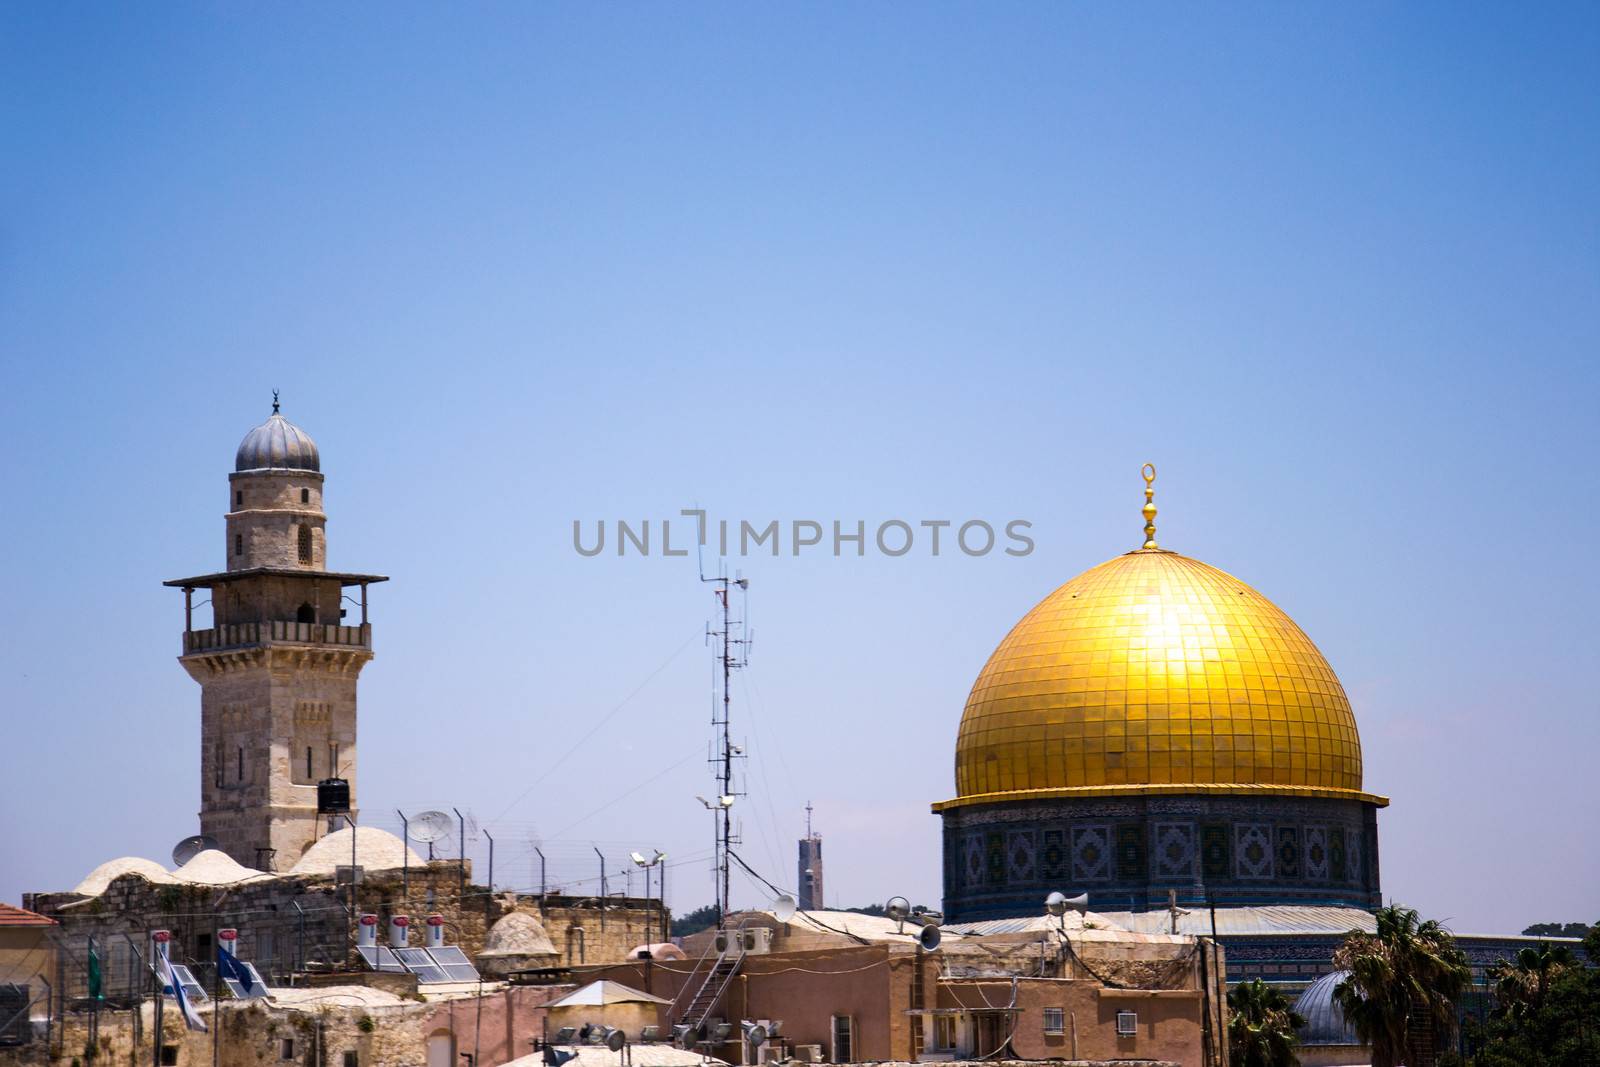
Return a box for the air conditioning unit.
[741,927,774,955]
[1115,1010,1137,1037]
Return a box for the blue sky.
[2,4,1596,932]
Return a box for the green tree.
[1227,978,1304,1067]
[1489,942,1576,1024]
[671,904,720,938]
[1331,904,1472,1067]
[1467,921,1600,1066]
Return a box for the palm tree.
[1489,941,1576,1022]
[1227,978,1305,1067]
[1331,904,1471,1067]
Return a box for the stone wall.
[25,866,665,999]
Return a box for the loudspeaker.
[918,924,941,951]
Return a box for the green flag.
[87,938,102,1001]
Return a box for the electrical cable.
[485,628,700,826]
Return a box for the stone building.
[165,398,386,871]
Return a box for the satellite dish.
[772,893,797,923]
[604,1029,626,1053]
[410,810,452,843]
[172,834,220,867]
[885,896,911,923]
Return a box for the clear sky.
[2,4,1596,934]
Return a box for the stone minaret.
[167,398,386,871]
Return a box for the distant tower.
[797,802,824,911]
[166,398,387,870]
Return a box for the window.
[280,1038,296,1060]
[306,746,314,778]
[342,1053,358,1067]
[235,490,243,506]
[196,933,212,959]
[214,741,223,789]
[235,534,243,556]
[934,1016,956,1050]
[1115,1010,1137,1037]
[297,602,315,624]
[830,1016,853,1064]
[1042,1008,1064,1036]
[238,747,244,782]
[298,524,313,563]
[301,488,310,504]
[161,1046,179,1066]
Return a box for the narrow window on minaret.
[235,490,243,507]
[306,746,313,779]
[301,488,310,504]
[237,747,243,782]
[298,524,313,563]
[215,742,223,788]
[235,534,243,556]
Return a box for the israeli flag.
[155,952,207,1032]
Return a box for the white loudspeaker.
[714,931,731,954]
[918,924,941,951]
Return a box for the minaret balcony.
[182,620,372,655]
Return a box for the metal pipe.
[594,848,606,930]
[453,808,466,897]
[535,847,546,898]
[397,810,409,900]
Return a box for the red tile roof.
[0,902,56,927]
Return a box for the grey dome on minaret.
[235,395,320,472]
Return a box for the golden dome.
[936,533,1387,812]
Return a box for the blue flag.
[216,946,256,996]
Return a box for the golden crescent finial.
[1141,463,1158,549]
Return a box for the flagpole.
[212,927,220,1067]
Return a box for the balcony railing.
[183,621,372,654]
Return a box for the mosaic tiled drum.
[934,468,1386,918]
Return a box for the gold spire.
[1141,462,1158,549]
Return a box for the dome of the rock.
[935,466,1386,920]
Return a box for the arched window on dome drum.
[298,524,313,564]
[296,602,315,625]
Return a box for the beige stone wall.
[184,644,366,870]
[226,471,326,573]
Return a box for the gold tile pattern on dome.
[949,548,1368,803]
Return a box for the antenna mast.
[702,566,750,927]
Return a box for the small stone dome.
[236,401,320,473]
[1293,970,1363,1047]
[73,857,176,897]
[481,911,558,958]
[291,826,424,876]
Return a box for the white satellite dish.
[172,834,220,867]
[772,893,797,923]
[410,810,452,843]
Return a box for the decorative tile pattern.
[1345,829,1362,885]
[1275,827,1301,878]
[1201,823,1230,883]
[1071,825,1112,882]
[1304,827,1329,880]
[1007,830,1036,883]
[964,834,985,888]
[1115,824,1147,881]
[1329,828,1346,883]
[1040,828,1068,882]
[985,831,1006,884]
[1153,823,1196,880]
[1235,824,1274,879]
